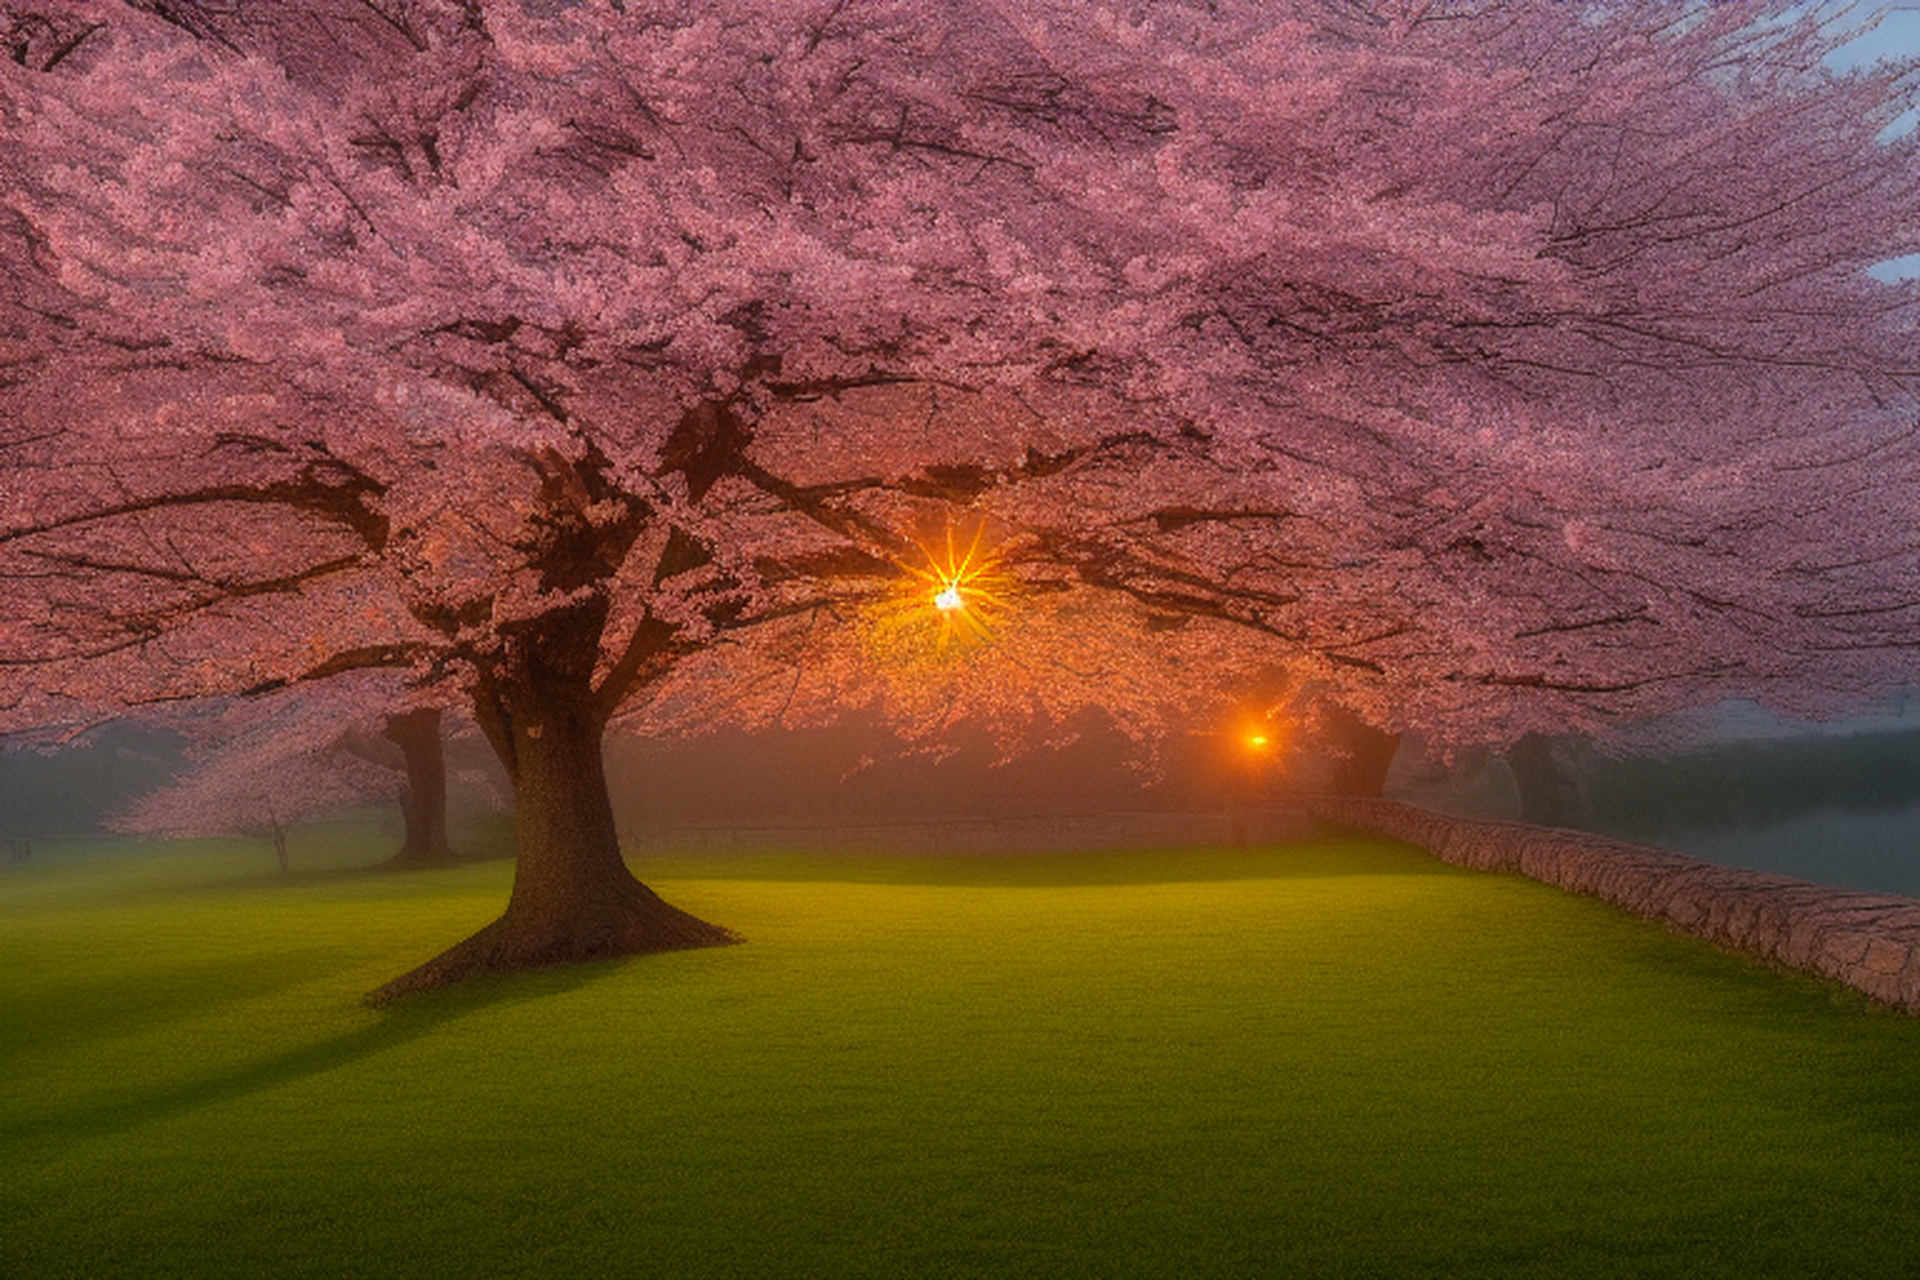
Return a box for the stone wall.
[1306,797,1920,1015]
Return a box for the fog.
[604,711,1227,828]
[1394,706,1920,897]
[4,706,1915,897]
[1641,804,1920,898]
[0,722,185,839]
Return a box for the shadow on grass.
[0,948,345,1072]
[2,959,614,1149]
[131,851,520,909]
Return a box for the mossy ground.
[3,823,1915,1278]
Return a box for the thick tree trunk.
[1508,733,1583,827]
[364,669,737,1005]
[381,708,457,867]
[1320,704,1402,798]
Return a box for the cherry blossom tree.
[2,0,1913,999]
[112,692,483,869]
[109,685,410,872]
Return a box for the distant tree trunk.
[365,610,736,1005]
[267,807,289,873]
[1320,704,1402,797]
[382,709,456,867]
[336,711,458,868]
[1508,733,1582,827]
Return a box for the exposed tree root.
[364,888,740,1006]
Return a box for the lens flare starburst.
[862,522,1018,662]
[905,523,1012,650]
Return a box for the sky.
[1820,2,1920,279]
[1821,1,1920,76]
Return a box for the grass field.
[3,823,1916,1279]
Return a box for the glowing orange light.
[1247,734,1270,748]
[878,521,1016,653]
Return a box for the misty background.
[1387,703,1920,898]
[3,701,1914,896]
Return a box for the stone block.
[1861,936,1910,976]
[1821,931,1873,965]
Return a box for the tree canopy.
[4,0,1914,748]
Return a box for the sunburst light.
[869,521,1018,657]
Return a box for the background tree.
[108,684,412,871]
[2,0,1913,999]
[333,708,466,867]
[114,693,491,869]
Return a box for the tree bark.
[1320,704,1402,798]
[381,708,457,867]
[267,808,289,873]
[1508,733,1583,828]
[364,645,737,1005]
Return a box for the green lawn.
[3,825,1916,1279]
